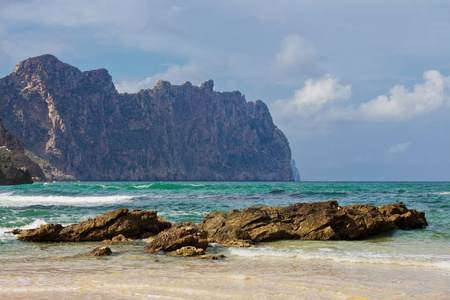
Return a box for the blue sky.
[1,0,449,181]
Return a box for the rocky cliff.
[0,118,45,182]
[0,146,33,185]
[0,54,293,181]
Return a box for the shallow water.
[0,181,449,299]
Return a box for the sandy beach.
[1,244,448,300]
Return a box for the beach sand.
[1,249,448,300]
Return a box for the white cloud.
[270,75,351,134]
[275,34,317,74]
[272,74,351,118]
[115,59,211,93]
[358,70,450,122]
[115,77,153,93]
[271,70,450,134]
[386,142,412,160]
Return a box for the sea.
[0,181,449,299]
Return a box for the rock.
[0,119,46,182]
[200,254,226,260]
[378,202,428,229]
[200,201,427,245]
[5,229,22,235]
[0,146,34,185]
[15,223,63,242]
[102,234,134,244]
[0,54,293,181]
[171,246,205,257]
[88,247,112,257]
[16,208,171,242]
[144,225,209,253]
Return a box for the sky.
[0,0,449,181]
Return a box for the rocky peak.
[199,79,214,91]
[9,54,82,91]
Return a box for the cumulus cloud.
[358,70,450,122]
[271,70,450,134]
[270,74,351,134]
[272,74,351,118]
[386,142,412,160]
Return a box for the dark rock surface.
[144,224,209,253]
[88,246,112,257]
[0,119,45,182]
[200,201,427,246]
[0,54,293,181]
[0,146,34,185]
[16,208,172,242]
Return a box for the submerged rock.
[171,246,205,257]
[144,224,208,253]
[16,208,171,242]
[88,247,112,257]
[200,201,427,246]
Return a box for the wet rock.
[200,201,427,245]
[171,246,205,257]
[16,208,172,242]
[102,234,134,244]
[200,254,226,260]
[88,247,112,257]
[378,202,428,229]
[144,225,208,253]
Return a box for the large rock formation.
[16,208,172,242]
[200,201,427,246]
[14,201,427,248]
[0,146,34,185]
[0,54,293,181]
[0,119,46,182]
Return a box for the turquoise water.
[0,181,449,269]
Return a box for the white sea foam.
[230,247,450,270]
[0,219,48,242]
[134,184,154,189]
[433,191,450,195]
[0,195,134,207]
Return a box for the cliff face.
[0,54,293,181]
[0,118,46,182]
[0,146,33,185]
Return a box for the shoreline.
[1,249,448,299]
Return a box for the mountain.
[0,54,293,181]
[0,118,46,182]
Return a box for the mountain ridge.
[0,55,294,181]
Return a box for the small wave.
[0,195,134,208]
[134,184,154,189]
[432,192,450,195]
[0,218,47,239]
[230,247,450,270]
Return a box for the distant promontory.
[0,55,294,181]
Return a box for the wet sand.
[1,250,448,300]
